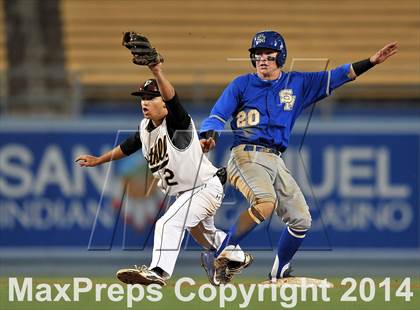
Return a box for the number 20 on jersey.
[236,109,260,128]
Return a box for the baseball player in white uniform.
[75,33,251,286]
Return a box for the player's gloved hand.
[122,32,164,66]
[75,155,102,167]
[370,41,398,64]
[200,137,216,153]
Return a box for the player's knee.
[290,212,312,231]
[155,216,184,236]
[252,193,276,207]
[250,201,276,224]
[299,216,312,231]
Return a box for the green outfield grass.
[1,277,418,310]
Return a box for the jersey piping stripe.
[209,114,227,124]
[326,70,331,96]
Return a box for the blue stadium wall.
[0,115,419,251]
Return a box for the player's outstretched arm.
[149,63,176,101]
[75,145,127,167]
[349,41,398,79]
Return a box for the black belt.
[243,144,282,156]
[215,167,227,185]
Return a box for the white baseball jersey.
[139,118,217,195]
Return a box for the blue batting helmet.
[249,30,287,67]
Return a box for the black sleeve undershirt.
[199,130,219,142]
[164,93,191,131]
[352,58,375,76]
[164,93,193,149]
[120,130,142,156]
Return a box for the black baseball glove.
[122,32,164,66]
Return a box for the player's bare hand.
[370,41,398,65]
[200,138,215,153]
[75,155,101,167]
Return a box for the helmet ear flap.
[250,52,256,68]
[276,54,282,68]
[276,49,287,67]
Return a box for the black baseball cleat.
[116,265,167,286]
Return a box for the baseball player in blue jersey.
[199,30,398,284]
